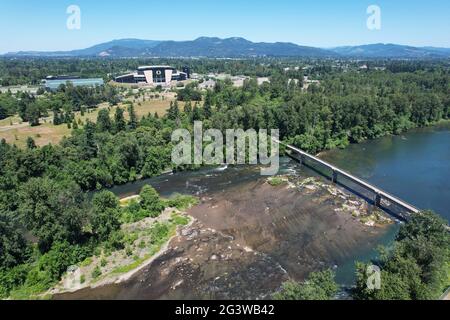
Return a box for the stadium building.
[115,66,190,85]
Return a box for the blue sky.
[0,0,449,53]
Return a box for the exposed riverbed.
[55,160,394,300]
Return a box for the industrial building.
[115,66,190,85]
[42,76,104,91]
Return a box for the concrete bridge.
[276,140,420,221]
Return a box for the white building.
[115,66,189,86]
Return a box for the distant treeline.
[1,56,448,86]
[0,83,120,125]
[0,57,275,86]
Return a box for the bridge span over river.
[276,140,420,221]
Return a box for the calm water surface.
[321,122,450,222]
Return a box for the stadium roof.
[137,65,175,70]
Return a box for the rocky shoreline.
[49,208,194,297]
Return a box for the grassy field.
[130,99,173,118]
[0,122,72,148]
[0,98,177,148]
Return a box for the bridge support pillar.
[298,153,305,166]
[332,170,338,183]
[374,193,382,207]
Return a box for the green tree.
[80,120,98,159]
[192,102,202,121]
[36,241,88,283]
[139,185,165,217]
[127,104,138,130]
[26,137,36,150]
[273,269,338,300]
[96,109,112,132]
[91,191,120,241]
[141,146,166,178]
[114,107,126,133]
[203,91,213,119]
[0,210,29,269]
[183,100,193,120]
[53,110,62,125]
[167,101,180,121]
[26,103,43,127]
[18,178,86,252]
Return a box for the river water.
[321,121,450,223]
[56,122,450,299]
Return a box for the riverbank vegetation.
[54,205,192,294]
[353,211,450,300]
[267,176,288,186]
[274,211,449,300]
[0,182,196,299]
[273,269,338,300]
[0,58,449,300]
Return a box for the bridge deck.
[276,140,420,215]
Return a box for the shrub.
[149,223,170,245]
[0,264,32,299]
[91,266,101,279]
[171,214,190,226]
[120,200,151,223]
[273,269,338,300]
[80,257,93,267]
[105,230,125,251]
[267,177,286,186]
[139,185,165,217]
[166,194,198,210]
[125,247,133,257]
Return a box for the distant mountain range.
[330,43,450,59]
[4,37,450,59]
